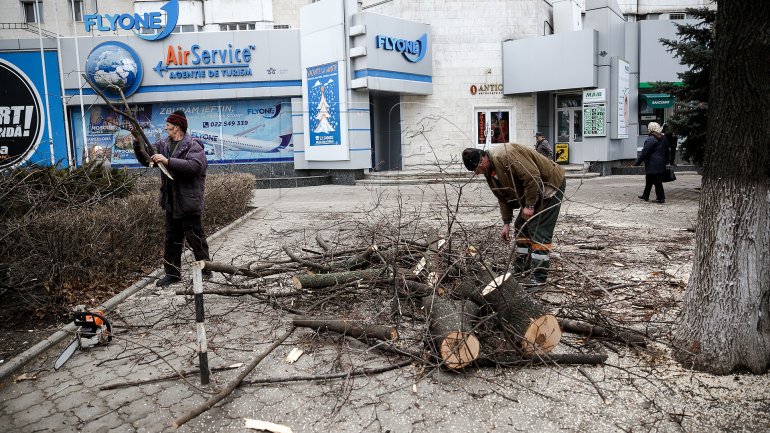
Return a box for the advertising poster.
[306,62,341,147]
[616,58,630,139]
[70,98,293,166]
[0,52,68,168]
[0,59,43,170]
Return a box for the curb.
[0,206,262,383]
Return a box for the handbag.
[661,167,677,183]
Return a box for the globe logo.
[86,41,143,98]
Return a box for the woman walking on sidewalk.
[634,122,669,204]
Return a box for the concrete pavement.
[3,173,769,433]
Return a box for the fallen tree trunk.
[558,318,646,347]
[292,267,389,290]
[292,316,398,341]
[458,270,561,355]
[421,295,480,369]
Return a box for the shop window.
[22,1,43,23]
[557,94,582,108]
[475,109,513,147]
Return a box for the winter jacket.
[485,143,566,224]
[535,139,553,159]
[134,133,207,218]
[635,134,668,174]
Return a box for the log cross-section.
[459,270,561,355]
[421,295,480,369]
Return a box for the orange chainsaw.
[54,306,112,370]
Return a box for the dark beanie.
[166,110,188,132]
[462,148,484,171]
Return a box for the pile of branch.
[188,230,631,370]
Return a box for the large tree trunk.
[458,270,561,355]
[673,2,770,374]
[421,295,480,369]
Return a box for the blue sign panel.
[0,51,68,168]
[70,98,293,166]
[306,62,341,147]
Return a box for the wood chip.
[14,373,37,382]
[285,348,304,364]
[244,419,293,433]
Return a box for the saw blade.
[54,338,79,370]
[158,164,174,180]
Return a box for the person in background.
[535,132,553,159]
[132,110,212,287]
[634,121,668,204]
[462,144,566,286]
[663,123,678,166]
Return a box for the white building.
[0,0,713,176]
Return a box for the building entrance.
[554,94,583,162]
[370,94,402,171]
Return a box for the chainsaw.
[54,306,112,370]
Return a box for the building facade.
[0,0,712,176]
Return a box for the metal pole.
[71,0,89,165]
[192,260,210,385]
[34,0,56,166]
[52,0,73,168]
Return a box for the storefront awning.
[641,93,675,109]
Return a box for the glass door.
[475,109,512,148]
[554,94,583,163]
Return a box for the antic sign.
[0,59,43,170]
[470,83,503,95]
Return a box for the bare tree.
[672,2,770,374]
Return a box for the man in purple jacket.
[133,110,211,287]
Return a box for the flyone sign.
[84,0,179,41]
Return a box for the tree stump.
[458,269,561,355]
[421,295,480,369]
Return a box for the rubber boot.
[526,252,550,286]
[514,245,530,274]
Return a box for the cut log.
[292,267,389,290]
[292,317,398,341]
[201,260,267,278]
[333,245,376,270]
[458,270,561,355]
[421,295,480,369]
[557,318,646,347]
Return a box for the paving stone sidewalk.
[3,173,769,433]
